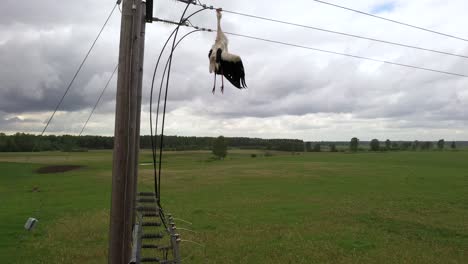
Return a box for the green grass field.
[1,150,467,263]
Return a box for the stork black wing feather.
[221,59,247,89]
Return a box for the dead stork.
[209,9,247,94]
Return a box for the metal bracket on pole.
[145,0,153,23]
[152,17,189,27]
[129,221,142,264]
[167,214,181,263]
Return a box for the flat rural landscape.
[3,0,468,262]
[1,149,467,263]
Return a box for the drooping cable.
[78,64,118,136]
[156,2,191,207]
[149,28,177,203]
[149,7,207,203]
[39,3,118,137]
[149,1,200,229]
[155,29,202,200]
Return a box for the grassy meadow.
[0,149,467,263]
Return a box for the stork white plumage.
[209,9,247,94]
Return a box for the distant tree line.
[0,133,304,152]
[348,138,456,152]
[304,138,460,152]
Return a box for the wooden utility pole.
[134,3,146,211]
[109,0,145,263]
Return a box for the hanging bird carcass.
[208,9,247,94]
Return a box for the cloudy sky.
[1,0,468,141]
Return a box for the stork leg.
[212,74,216,94]
[221,72,225,94]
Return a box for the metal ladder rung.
[141,257,160,262]
[141,244,171,250]
[142,213,159,217]
[138,192,156,197]
[142,222,161,227]
[137,206,159,212]
[138,198,158,203]
[142,233,164,239]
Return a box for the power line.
[310,0,468,42]
[157,2,192,205]
[189,2,468,59]
[39,3,118,136]
[78,64,118,136]
[150,7,207,205]
[184,23,468,78]
[225,31,468,78]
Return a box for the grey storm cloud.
[1,0,468,140]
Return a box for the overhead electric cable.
[153,29,202,203]
[39,3,119,136]
[157,1,193,204]
[309,0,468,42]
[148,1,198,230]
[155,28,203,144]
[221,31,468,78]
[78,64,118,136]
[149,6,207,204]
[180,22,467,78]
[149,28,177,201]
[187,2,468,59]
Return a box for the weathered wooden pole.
[108,0,145,263]
[133,2,146,222]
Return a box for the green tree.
[437,139,445,150]
[329,144,337,152]
[212,136,227,160]
[370,139,380,151]
[451,141,456,150]
[350,137,359,152]
[385,139,391,150]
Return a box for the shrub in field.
[385,139,391,150]
[437,139,445,150]
[370,139,380,151]
[451,141,456,150]
[213,136,227,160]
[350,137,359,152]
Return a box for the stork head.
[216,9,222,20]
